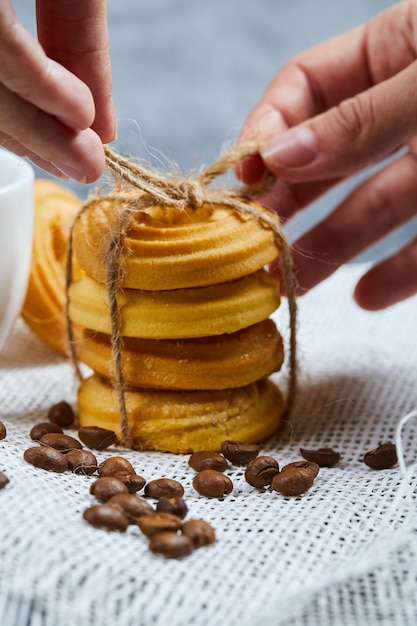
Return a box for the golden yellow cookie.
[77,373,283,453]
[68,269,280,339]
[72,200,279,290]
[72,318,284,390]
[21,179,82,354]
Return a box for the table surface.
[0,263,416,626]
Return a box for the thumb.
[260,61,417,181]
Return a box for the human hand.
[238,0,417,310]
[0,0,116,183]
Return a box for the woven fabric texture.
[0,263,416,626]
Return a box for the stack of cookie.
[68,197,285,453]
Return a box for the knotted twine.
[66,142,298,449]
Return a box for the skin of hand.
[0,0,116,183]
[238,0,417,311]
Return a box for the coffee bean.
[192,469,233,498]
[271,461,319,496]
[0,421,6,440]
[364,442,398,470]
[83,504,129,532]
[182,519,215,548]
[98,456,135,477]
[137,512,182,537]
[220,440,260,465]
[90,476,129,502]
[107,494,154,522]
[30,421,63,441]
[113,471,146,494]
[156,497,188,520]
[188,451,229,472]
[23,446,68,472]
[47,401,75,428]
[0,471,9,489]
[149,531,193,558]
[300,447,340,467]
[78,426,117,450]
[40,432,83,452]
[144,478,184,499]
[244,455,279,488]
[66,449,98,475]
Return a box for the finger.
[272,152,417,292]
[354,236,417,310]
[0,83,105,182]
[36,0,116,142]
[0,1,96,132]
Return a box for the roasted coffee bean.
[47,401,75,428]
[107,494,154,522]
[271,461,319,496]
[0,471,9,489]
[300,447,340,467]
[244,455,279,488]
[182,519,215,548]
[30,421,63,441]
[78,426,117,450]
[364,442,398,470]
[220,440,260,465]
[98,456,136,477]
[90,476,129,502]
[66,449,98,475]
[149,531,193,558]
[23,446,68,473]
[192,469,233,498]
[144,478,184,499]
[83,504,129,532]
[0,421,6,440]
[40,432,82,452]
[137,512,182,537]
[188,451,229,473]
[156,497,188,520]
[113,471,146,494]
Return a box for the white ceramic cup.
[0,149,34,351]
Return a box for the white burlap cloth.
[0,263,416,626]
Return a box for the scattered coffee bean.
[30,421,63,441]
[144,478,184,499]
[0,471,9,489]
[192,469,233,498]
[113,471,146,494]
[40,432,83,452]
[364,442,398,470]
[90,476,129,502]
[98,456,136,477]
[83,504,129,532]
[137,512,182,537]
[244,455,279,488]
[220,440,260,465]
[107,494,154,522]
[156,497,188,520]
[271,461,319,496]
[47,401,75,428]
[23,446,68,473]
[300,447,340,467]
[66,449,98,475]
[0,421,6,440]
[188,451,229,473]
[149,531,193,558]
[182,519,215,548]
[78,426,117,450]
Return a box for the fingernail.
[52,162,87,184]
[56,115,81,131]
[261,126,318,168]
[30,156,70,180]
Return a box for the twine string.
[66,142,298,447]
